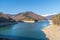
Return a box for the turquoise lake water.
[0,20,49,40]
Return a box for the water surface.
[0,20,49,40]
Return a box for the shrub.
[52,13,60,25]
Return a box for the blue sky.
[0,0,60,16]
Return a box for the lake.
[0,20,49,40]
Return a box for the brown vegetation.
[52,13,60,25]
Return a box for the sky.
[0,0,60,16]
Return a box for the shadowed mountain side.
[12,11,47,22]
[0,12,16,26]
[0,12,16,23]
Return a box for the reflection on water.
[0,20,49,40]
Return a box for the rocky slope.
[0,12,16,23]
[12,11,47,22]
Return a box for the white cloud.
[42,13,59,16]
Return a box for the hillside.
[12,11,47,22]
[52,13,60,25]
[45,15,54,20]
[0,12,16,23]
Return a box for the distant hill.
[45,15,55,20]
[12,11,47,22]
[45,13,59,20]
[0,12,15,23]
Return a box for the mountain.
[45,15,55,20]
[44,13,59,20]
[12,11,47,22]
[0,12,16,23]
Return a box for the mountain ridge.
[12,11,47,22]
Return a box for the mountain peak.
[12,12,47,22]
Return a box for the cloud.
[42,13,59,16]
